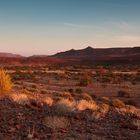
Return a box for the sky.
[0,0,140,56]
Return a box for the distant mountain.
[54,46,140,59]
[0,52,23,58]
[0,46,140,65]
[53,46,140,65]
[29,55,48,58]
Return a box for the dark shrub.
[118,90,130,98]
[68,88,74,93]
[125,99,138,107]
[75,88,82,94]
[79,78,89,86]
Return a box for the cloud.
[54,22,92,29]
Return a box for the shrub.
[41,90,47,94]
[92,103,110,120]
[132,119,140,129]
[58,92,73,100]
[68,88,74,93]
[81,93,93,101]
[76,100,97,111]
[125,105,137,114]
[79,78,89,86]
[128,119,140,130]
[112,99,125,108]
[0,68,12,94]
[51,99,75,115]
[125,99,138,107]
[99,103,110,111]
[44,116,70,130]
[88,92,97,99]
[100,97,110,104]
[40,96,53,106]
[10,93,30,105]
[75,88,82,94]
[118,90,130,98]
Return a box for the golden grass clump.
[125,105,137,114]
[44,116,70,130]
[100,96,110,104]
[92,103,110,120]
[81,93,93,101]
[39,96,53,106]
[112,99,126,109]
[99,103,110,111]
[0,68,12,94]
[10,93,30,105]
[76,99,97,111]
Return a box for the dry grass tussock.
[99,96,110,104]
[131,119,140,130]
[52,99,76,115]
[39,96,53,106]
[76,99,97,111]
[92,103,110,120]
[81,93,93,101]
[0,68,12,94]
[9,93,30,105]
[44,116,70,130]
[99,103,110,113]
[8,92,53,106]
[115,104,140,117]
[111,99,126,109]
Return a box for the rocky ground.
[0,92,140,140]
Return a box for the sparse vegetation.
[75,88,82,93]
[125,99,138,107]
[44,116,70,130]
[0,64,140,139]
[52,99,75,115]
[76,99,97,111]
[111,99,126,108]
[0,68,12,94]
[81,93,93,101]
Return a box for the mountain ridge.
[0,52,23,58]
[0,46,140,65]
[54,46,140,59]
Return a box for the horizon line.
[0,45,140,57]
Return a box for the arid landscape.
[0,47,140,140]
[1,0,140,139]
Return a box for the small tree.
[0,68,12,94]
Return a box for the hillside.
[0,46,140,65]
[53,46,140,65]
[0,52,22,58]
[54,46,140,59]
